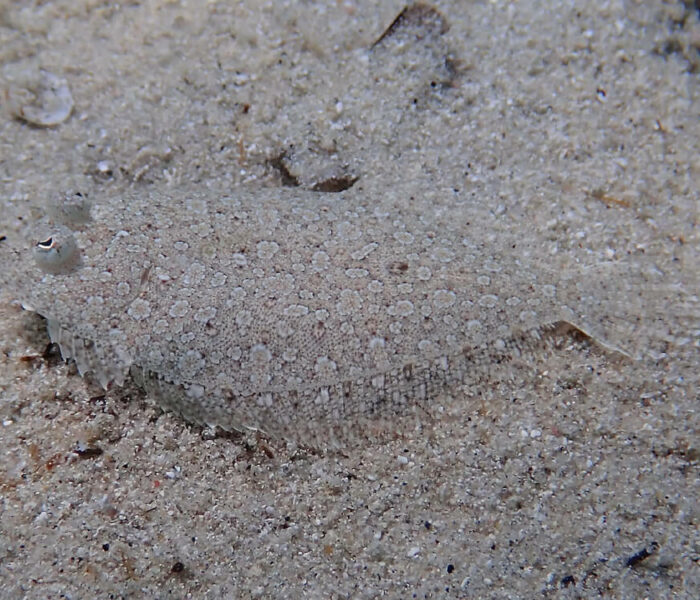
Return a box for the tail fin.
[557,254,699,362]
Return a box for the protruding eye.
[47,191,92,226]
[33,225,80,274]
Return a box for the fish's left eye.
[33,225,81,274]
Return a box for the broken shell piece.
[33,225,81,274]
[127,144,174,182]
[371,3,449,49]
[6,69,74,126]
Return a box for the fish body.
[1,182,590,445]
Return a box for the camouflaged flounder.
[2,179,659,447]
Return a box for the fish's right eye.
[47,191,92,226]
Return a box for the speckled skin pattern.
[4,182,583,446]
[6,166,693,446]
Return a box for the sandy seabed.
[0,1,698,598]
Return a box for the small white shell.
[6,69,74,127]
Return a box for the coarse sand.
[0,1,698,598]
